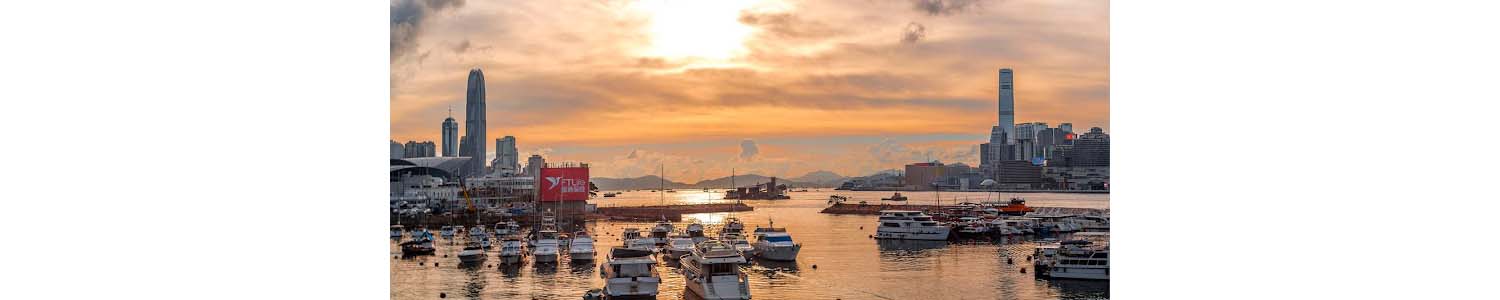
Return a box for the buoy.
[1007,258,1013,264]
[811,264,817,269]
[434,263,439,267]
[859,226,863,230]
[419,262,424,266]
[1020,268,1026,273]
[443,254,447,258]
[440,292,446,298]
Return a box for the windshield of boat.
[764,235,793,243]
[614,264,653,277]
[672,239,695,247]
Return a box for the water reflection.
[876,239,950,252]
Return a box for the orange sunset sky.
[390,0,1108,180]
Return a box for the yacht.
[531,226,561,263]
[599,247,660,299]
[569,231,597,261]
[1037,232,1109,280]
[721,233,756,259]
[954,217,992,237]
[721,218,745,237]
[650,221,673,245]
[399,230,436,255]
[681,240,751,300]
[622,228,644,244]
[498,234,525,264]
[664,236,696,260]
[390,225,404,239]
[457,241,487,264]
[439,226,455,239]
[751,227,800,261]
[686,223,707,243]
[874,210,951,241]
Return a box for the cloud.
[391,0,467,62]
[738,11,844,41]
[901,22,927,44]
[739,139,759,160]
[909,0,987,16]
[451,39,471,53]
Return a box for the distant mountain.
[691,173,815,189]
[591,175,693,190]
[789,170,848,187]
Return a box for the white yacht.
[721,233,755,259]
[599,247,660,299]
[682,240,751,300]
[751,227,801,261]
[874,210,951,241]
[664,236,696,259]
[721,218,745,237]
[531,226,561,263]
[954,217,992,237]
[1038,232,1109,280]
[457,241,487,264]
[650,221,673,245]
[498,234,525,264]
[439,226,455,239]
[686,223,707,243]
[390,225,404,239]
[569,231,596,261]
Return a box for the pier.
[595,203,754,221]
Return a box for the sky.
[390,0,1108,180]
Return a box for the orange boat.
[998,198,1035,214]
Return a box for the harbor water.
[391,190,1109,299]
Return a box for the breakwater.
[820,203,1106,215]
[595,203,754,221]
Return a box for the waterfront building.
[904,162,947,190]
[441,110,459,157]
[997,160,1043,189]
[526,154,545,177]
[1043,166,1109,190]
[1072,127,1110,167]
[492,136,518,175]
[390,140,405,159]
[464,68,487,177]
[404,140,437,158]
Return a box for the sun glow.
[636,0,760,61]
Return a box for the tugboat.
[599,247,661,299]
[681,240,751,300]
[881,192,909,201]
[998,197,1035,215]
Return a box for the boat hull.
[603,277,660,298]
[754,244,800,261]
[458,253,486,264]
[569,250,596,261]
[875,228,951,241]
[534,252,558,263]
[685,276,750,300]
[499,254,523,264]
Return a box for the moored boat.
[881,192,908,201]
[569,231,597,261]
[458,241,487,264]
[499,234,525,264]
[874,210,951,241]
[751,226,800,261]
[681,240,751,300]
[599,247,660,299]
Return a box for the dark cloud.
[451,39,471,53]
[901,22,927,44]
[391,0,466,61]
[739,139,759,160]
[910,0,987,16]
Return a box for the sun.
[635,0,761,61]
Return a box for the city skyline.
[390,0,1108,179]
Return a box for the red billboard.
[538,167,590,202]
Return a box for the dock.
[595,203,754,221]
[820,203,1106,215]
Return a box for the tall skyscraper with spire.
[997,68,1015,147]
[464,68,487,177]
[441,106,459,157]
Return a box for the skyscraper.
[441,108,459,157]
[390,140,404,159]
[493,136,518,175]
[997,68,1016,146]
[464,68,487,177]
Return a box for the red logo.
[538,167,589,202]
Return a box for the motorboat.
[622,228,644,244]
[569,231,597,261]
[664,236,696,260]
[686,223,707,243]
[457,241,487,264]
[721,218,745,237]
[650,221,673,245]
[881,192,908,201]
[681,240,751,300]
[400,230,436,255]
[1037,232,1109,280]
[750,227,800,261]
[439,226,455,239]
[390,225,404,239]
[498,234,525,264]
[954,217,992,237]
[599,247,660,299]
[998,197,1036,215]
[531,226,561,263]
[874,210,951,241]
[721,233,756,259]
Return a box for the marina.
[392,190,1108,299]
